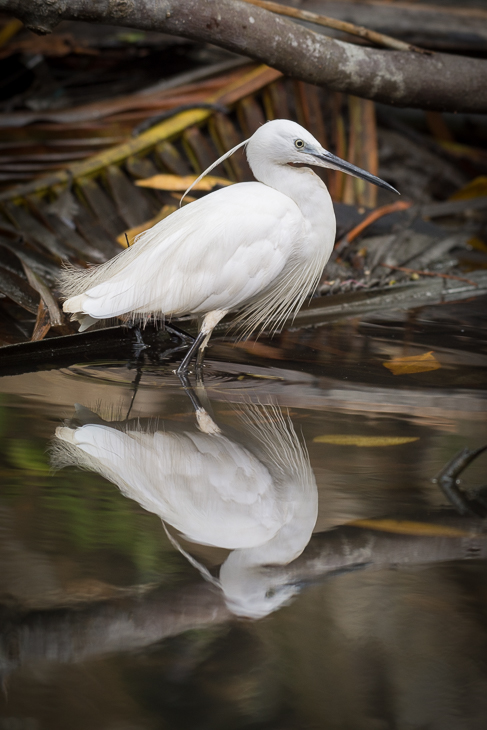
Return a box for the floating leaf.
[383,351,441,375]
[350,518,472,538]
[313,435,419,447]
[135,174,232,191]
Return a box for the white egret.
[61,119,397,373]
[53,399,318,619]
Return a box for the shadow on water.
[0,297,487,729]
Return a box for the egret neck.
[249,155,336,260]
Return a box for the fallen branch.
[2,0,487,112]
[241,0,429,53]
[379,263,478,287]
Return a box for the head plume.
[180,138,249,206]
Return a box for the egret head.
[246,119,398,194]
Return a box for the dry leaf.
[117,204,177,247]
[467,236,487,253]
[350,518,472,538]
[135,174,232,191]
[383,351,441,375]
[313,435,419,447]
[450,175,487,201]
[31,299,51,342]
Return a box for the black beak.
[311,150,399,195]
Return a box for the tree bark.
[1,0,487,113]
[283,1,487,54]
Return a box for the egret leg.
[176,331,207,375]
[165,322,195,343]
[176,309,227,376]
[127,323,149,357]
[195,332,212,370]
[177,372,221,435]
[125,365,144,420]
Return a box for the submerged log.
[1,518,486,672]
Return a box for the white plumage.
[63,183,302,329]
[61,119,396,372]
[53,402,318,618]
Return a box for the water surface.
[1,301,486,729]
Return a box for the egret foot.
[433,444,487,517]
[176,330,207,376]
[158,343,193,365]
[164,322,195,344]
[177,372,220,434]
[176,309,226,375]
[129,325,149,358]
[177,371,202,408]
[126,366,143,420]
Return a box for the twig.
[421,196,487,219]
[433,444,487,517]
[379,263,478,287]
[241,0,431,54]
[332,0,487,21]
[334,200,413,251]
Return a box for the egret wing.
[76,183,302,320]
[62,424,284,550]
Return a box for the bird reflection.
[53,392,317,619]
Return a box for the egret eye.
[294,139,305,149]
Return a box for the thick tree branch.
[1,0,487,112]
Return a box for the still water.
[0,299,487,729]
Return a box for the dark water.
[1,300,487,730]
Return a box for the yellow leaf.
[117,204,177,247]
[169,192,196,204]
[383,351,441,375]
[0,18,23,47]
[467,236,487,253]
[313,435,419,447]
[450,175,487,201]
[135,174,232,191]
[440,142,487,166]
[350,518,472,538]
